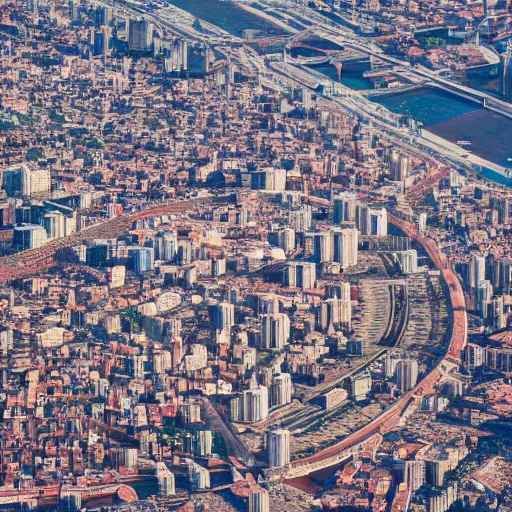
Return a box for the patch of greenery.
[144,118,163,129]
[48,109,65,123]
[31,55,60,67]
[86,138,104,149]
[0,121,16,131]
[69,127,89,137]
[418,36,446,48]
[26,148,44,161]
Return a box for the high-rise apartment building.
[248,489,270,512]
[2,164,50,197]
[209,302,235,332]
[332,227,359,268]
[355,204,388,236]
[404,460,426,492]
[395,359,419,392]
[285,261,316,289]
[270,373,292,408]
[267,429,291,468]
[392,249,418,274]
[261,313,290,349]
[128,19,154,51]
[333,192,358,224]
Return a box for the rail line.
[286,215,467,477]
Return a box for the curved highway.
[0,197,218,284]
[2,200,467,477]
[287,215,467,476]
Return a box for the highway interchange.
[104,0,512,179]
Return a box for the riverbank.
[368,87,512,174]
[167,0,289,37]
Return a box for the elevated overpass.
[307,23,512,118]
[62,484,138,504]
[289,48,370,67]
[389,215,467,359]
[405,167,451,203]
[0,197,223,284]
[338,40,512,119]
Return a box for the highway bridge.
[62,484,139,505]
[389,215,467,360]
[405,167,451,203]
[323,36,512,119]
[270,6,512,122]
[289,48,370,67]
[286,216,467,478]
[360,84,423,97]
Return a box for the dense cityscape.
[0,0,510,511]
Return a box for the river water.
[371,88,512,170]
[312,62,512,174]
[308,61,374,90]
[168,0,288,37]
[369,87,479,126]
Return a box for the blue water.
[427,108,512,169]
[369,87,480,126]
[309,61,374,91]
[371,87,512,176]
[168,0,289,37]
[481,167,512,186]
